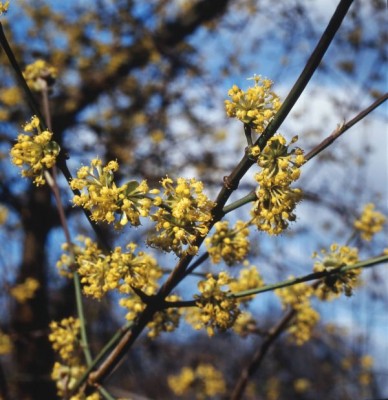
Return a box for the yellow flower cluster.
[0,1,9,15]
[120,293,183,338]
[10,277,40,303]
[186,272,240,336]
[293,378,311,393]
[313,244,360,299]
[0,87,22,121]
[23,59,57,92]
[147,294,183,338]
[205,220,250,265]
[168,363,226,399]
[251,135,304,235]
[0,331,12,355]
[275,281,320,345]
[58,237,180,338]
[71,159,155,227]
[10,116,60,186]
[49,317,98,397]
[61,236,161,299]
[359,355,373,386]
[51,362,86,398]
[232,312,257,337]
[56,242,78,278]
[354,203,386,241]
[229,264,264,302]
[119,293,148,322]
[0,205,8,225]
[149,177,214,255]
[225,75,281,133]
[0,86,22,107]
[48,317,81,363]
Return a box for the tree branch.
[305,92,388,161]
[84,0,355,387]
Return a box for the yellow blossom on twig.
[71,159,154,227]
[10,116,60,186]
[51,362,86,397]
[0,1,9,15]
[232,312,258,337]
[147,294,183,338]
[59,236,161,300]
[148,177,214,256]
[23,59,57,92]
[251,134,304,235]
[275,280,319,345]
[49,317,81,364]
[205,220,250,265]
[225,75,281,133]
[353,203,386,241]
[186,272,240,336]
[229,264,264,302]
[313,244,360,299]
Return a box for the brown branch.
[230,310,296,400]
[305,92,388,161]
[83,0,355,388]
[212,0,355,221]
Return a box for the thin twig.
[84,0,355,386]
[0,22,43,122]
[71,321,133,393]
[0,21,111,251]
[213,0,355,221]
[229,253,388,399]
[163,254,388,309]
[40,84,93,370]
[305,93,388,161]
[230,310,295,400]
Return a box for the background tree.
[0,0,387,399]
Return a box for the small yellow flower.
[0,205,8,225]
[293,378,311,393]
[23,59,57,92]
[0,86,22,107]
[360,355,373,369]
[168,363,226,399]
[51,362,85,397]
[225,75,281,134]
[148,177,214,256]
[251,134,304,235]
[0,1,9,15]
[71,159,153,227]
[313,244,360,299]
[275,280,319,345]
[48,317,81,364]
[229,264,264,302]
[0,331,12,355]
[60,236,162,300]
[10,277,40,303]
[205,220,250,265]
[232,312,257,337]
[147,294,183,338]
[186,272,240,336]
[10,116,60,186]
[354,203,386,241]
